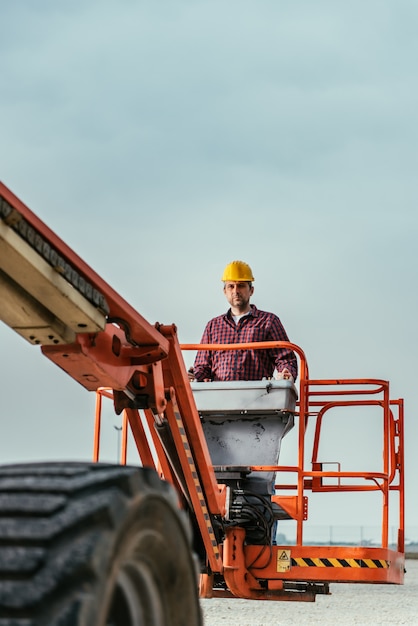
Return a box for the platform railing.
[181,341,405,552]
[91,341,404,555]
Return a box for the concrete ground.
[201,558,418,626]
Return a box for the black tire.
[0,462,203,626]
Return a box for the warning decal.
[276,549,291,572]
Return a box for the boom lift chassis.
[0,182,405,623]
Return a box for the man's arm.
[192,324,213,382]
[269,316,298,381]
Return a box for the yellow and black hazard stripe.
[175,414,220,562]
[291,557,389,569]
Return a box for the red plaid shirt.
[193,305,298,381]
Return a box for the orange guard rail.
[93,341,405,600]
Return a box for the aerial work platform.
[0,181,405,609]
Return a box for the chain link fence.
[276,525,418,552]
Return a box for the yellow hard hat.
[221,260,255,282]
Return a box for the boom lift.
[0,182,405,625]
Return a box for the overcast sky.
[1,1,417,538]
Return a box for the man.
[192,260,297,382]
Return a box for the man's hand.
[188,367,211,382]
[275,368,294,383]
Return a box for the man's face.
[223,281,254,310]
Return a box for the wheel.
[0,462,203,626]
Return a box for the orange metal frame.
[1,182,405,602]
[93,341,405,599]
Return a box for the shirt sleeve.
[268,315,298,381]
[193,323,213,381]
